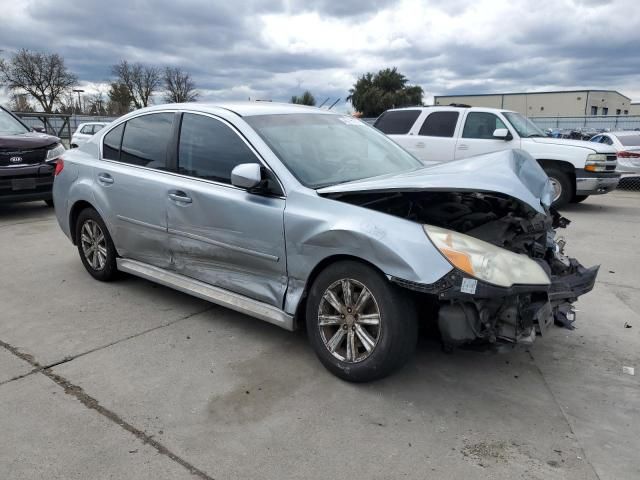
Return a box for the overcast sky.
[1,0,638,110]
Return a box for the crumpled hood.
[0,131,59,150]
[318,149,553,214]
[530,136,613,153]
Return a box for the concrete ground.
[1,190,638,480]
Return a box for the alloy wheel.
[317,278,382,363]
[80,219,107,271]
[549,177,562,202]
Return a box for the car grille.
[606,154,617,171]
[0,147,47,167]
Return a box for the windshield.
[502,112,546,138]
[245,113,423,188]
[0,108,30,135]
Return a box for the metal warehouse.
[434,90,633,117]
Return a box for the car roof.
[608,131,640,136]
[384,106,516,114]
[135,101,337,117]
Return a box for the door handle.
[457,144,469,150]
[97,173,114,185]
[168,191,192,204]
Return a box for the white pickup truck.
[374,106,620,207]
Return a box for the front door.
[454,111,517,160]
[166,112,287,308]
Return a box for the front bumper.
[391,262,598,348]
[0,164,55,204]
[575,169,620,195]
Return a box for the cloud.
[1,0,638,110]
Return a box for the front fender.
[282,190,453,315]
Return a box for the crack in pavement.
[0,305,215,388]
[527,350,602,480]
[0,306,217,480]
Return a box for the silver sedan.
[52,102,597,382]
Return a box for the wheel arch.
[290,254,391,328]
[69,200,98,245]
[536,159,576,183]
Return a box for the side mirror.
[493,128,511,140]
[231,163,262,190]
[32,126,46,134]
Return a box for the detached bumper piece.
[392,260,599,350]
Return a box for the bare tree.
[163,67,198,103]
[112,60,161,109]
[87,92,107,115]
[0,49,77,113]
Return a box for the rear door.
[166,112,287,308]
[94,112,177,267]
[454,111,517,160]
[373,110,423,158]
[412,110,460,163]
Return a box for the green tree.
[347,67,423,117]
[107,82,133,115]
[290,90,316,106]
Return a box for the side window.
[373,110,421,134]
[462,112,508,139]
[80,125,93,134]
[120,113,174,169]
[418,111,459,137]
[590,135,601,143]
[603,136,613,145]
[178,113,256,184]
[102,123,125,161]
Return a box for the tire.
[305,260,418,382]
[544,167,573,208]
[44,199,54,207]
[75,208,119,281]
[571,195,589,203]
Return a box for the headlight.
[585,153,607,172]
[424,225,550,288]
[46,143,66,162]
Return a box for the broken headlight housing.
[423,225,550,288]
[45,143,66,162]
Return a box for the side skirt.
[116,258,295,331]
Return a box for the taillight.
[618,151,640,158]
[54,159,64,176]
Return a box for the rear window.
[617,134,640,147]
[418,111,459,137]
[373,110,421,134]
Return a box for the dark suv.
[0,105,65,206]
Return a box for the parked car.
[53,103,597,382]
[70,122,109,148]
[589,131,640,184]
[374,106,620,207]
[0,105,65,206]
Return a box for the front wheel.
[545,167,573,208]
[305,261,417,382]
[75,208,119,281]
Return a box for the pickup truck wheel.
[572,195,589,203]
[75,208,118,281]
[305,261,418,382]
[545,168,573,208]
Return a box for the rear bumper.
[0,164,55,203]
[575,169,620,195]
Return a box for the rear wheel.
[75,208,118,281]
[571,195,589,203]
[305,261,417,382]
[545,167,573,208]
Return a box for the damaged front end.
[325,188,598,350]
